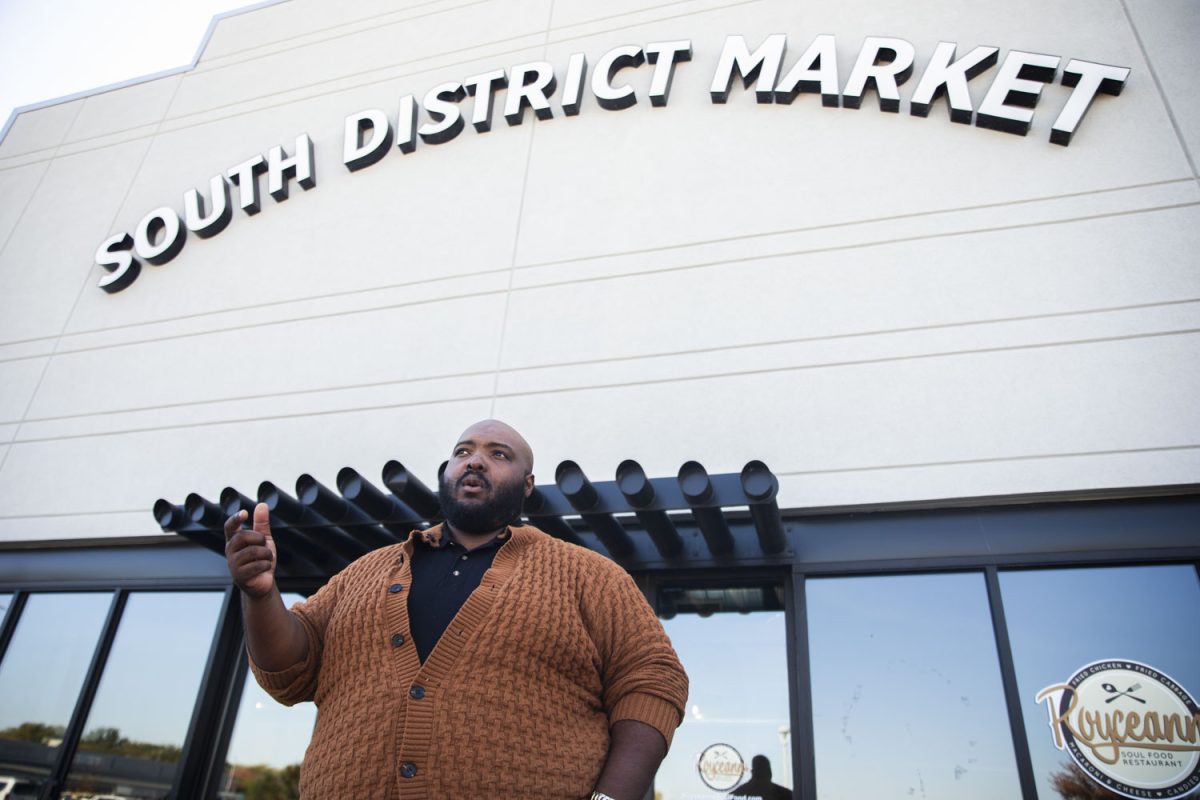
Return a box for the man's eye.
[454,448,468,456]
[494,451,508,459]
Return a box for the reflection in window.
[807,572,1021,800]
[218,593,315,799]
[0,592,112,790]
[61,591,223,799]
[1000,565,1200,800]
[656,585,792,800]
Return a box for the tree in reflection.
[1,722,184,763]
[1050,761,1123,800]
[76,726,182,763]
[225,763,301,800]
[0,721,65,743]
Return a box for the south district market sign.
[94,33,1132,293]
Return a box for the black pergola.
[154,458,791,576]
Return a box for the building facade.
[0,0,1197,798]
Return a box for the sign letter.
[1050,59,1130,146]
[843,36,916,112]
[710,34,787,104]
[976,50,1060,136]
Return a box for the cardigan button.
[409,685,425,700]
[400,762,417,779]
[388,583,403,593]
[391,633,405,647]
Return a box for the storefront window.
[218,593,315,799]
[655,584,793,800]
[1000,565,1200,800]
[807,572,1022,800]
[0,592,112,791]
[61,591,224,799]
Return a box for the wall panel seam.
[4,297,1197,422]
[0,80,184,478]
[772,444,1200,477]
[196,0,492,66]
[0,183,1190,354]
[1117,0,1199,179]
[5,327,1198,440]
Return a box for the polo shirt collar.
[415,523,513,551]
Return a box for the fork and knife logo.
[1101,681,1145,704]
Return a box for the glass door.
[653,580,795,800]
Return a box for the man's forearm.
[241,587,309,671]
[592,719,668,800]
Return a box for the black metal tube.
[153,498,191,531]
[185,493,226,528]
[583,513,634,559]
[678,460,715,504]
[678,461,733,556]
[381,460,441,518]
[691,507,734,556]
[617,460,682,558]
[634,510,684,558]
[615,459,656,506]
[258,481,308,521]
[259,481,368,562]
[219,487,328,574]
[524,487,585,546]
[337,467,422,532]
[296,474,399,549]
[154,499,224,556]
[556,460,599,508]
[218,487,256,518]
[557,461,633,559]
[741,460,786,554]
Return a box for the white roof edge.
[0,0,292,145]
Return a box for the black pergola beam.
[154,458,793,574]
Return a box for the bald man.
[225,420,688,800]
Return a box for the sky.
[0,0,263,133]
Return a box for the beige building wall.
[0,0,1196,542]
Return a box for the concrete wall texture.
[0,0,1196,542]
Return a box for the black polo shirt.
[407,527,508,663]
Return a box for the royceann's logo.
[1037,660,1200,799]
[697,743,745,791]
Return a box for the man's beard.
[438,469,527,535]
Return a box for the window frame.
[0,492,1194,800]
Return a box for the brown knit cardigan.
[251,523,689,799]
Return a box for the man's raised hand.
[225,502,278,598]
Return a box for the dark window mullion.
[984,566,1039,800]
[790,571,817,800]
[197,647,250,800]
[0,589,29,666]
[40,588,128,800]
[172,586,246,800]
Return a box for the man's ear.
[524,473,535,497]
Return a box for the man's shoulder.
[332,541,407,580]
[512,523,626,575]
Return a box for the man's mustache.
[457,470,491,490]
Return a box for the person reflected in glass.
[728,755,793,800]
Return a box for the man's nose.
[465,451,486,470]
